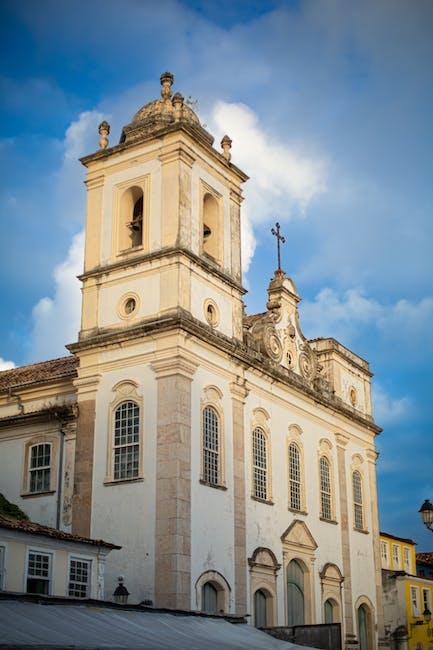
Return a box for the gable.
[281,519,318,551]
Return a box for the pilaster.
[230,377,249,615]
[152,355,198,609]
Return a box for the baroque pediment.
[281,520,318,550]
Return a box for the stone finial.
[172,91,184,122]
[221,134,232,161]
[160,71,174,101]
[98,121,110,149]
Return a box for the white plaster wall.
[0,432,58,528]
[90,353,157,603]
[98,271,160,328]
[190,366,235,612]
[190,276,233,338]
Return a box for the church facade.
[0,73,388,649]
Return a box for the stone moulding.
[67,308,382,435]
[0,403,78,428]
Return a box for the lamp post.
[419,499,433,532]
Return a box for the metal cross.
[271,222,286,271]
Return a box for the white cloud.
[30,231,83,361]
[209,101,327,271]
[301,287,433,353]
[372,384,412,425]
[0,357,15,371]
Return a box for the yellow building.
[381,532,433,650]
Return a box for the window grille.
[69,558,91,598]
[202,406,219,485]
[29,444,51,493]
[113,401,140,480]
[27,551,51,595]
[352,470,364,530]
[288,443,301,511]
[319,456,332,520]
[253,427,267,500]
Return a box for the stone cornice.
[78,246,246,295]
[0,404,77,428]
[68,309,382,435]
[151,355,198,380]
[80,122,249,183]
[230,378,249,403]
[335,433,349,448]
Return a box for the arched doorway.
[324,598,335,623]
[287,559,305,626]
[254,589,268,628]
[358,603,371,650]
[202,581,218,614]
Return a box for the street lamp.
[419,499,433,532]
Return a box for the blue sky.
[0,0,432,550]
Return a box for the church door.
[358,605,369,650]
[254,589,267,628]
[287,559,305,626]
[202,582,218,614]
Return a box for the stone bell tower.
[77,72,248,346]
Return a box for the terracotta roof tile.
[0,514,120,550]
[417,552,433,565]
[0,356,78,392]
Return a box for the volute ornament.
[249,319,283,363]
[298,344,318,382]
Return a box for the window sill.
[288,507,308,516]
[21,490,56,499]
[199,479,227,491]
[354,527,369,535]
[251,495,274,506]
[320,516,338,525]
[104,477,144,486]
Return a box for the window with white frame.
[288,442,302,511]
[319,456,332,520]
[252,427,268,500]
[0,546,5,590]
[422,587,431,615]
[403,547,411,574]
[29,443,51,493]
[113,401,140,480]
[202,406,220,485]
[68,558,91,598]
[26,551,52,595]
[411,586,420,617]
[352,470,364,530]
[392,544,401,569]
[381,541,389,568]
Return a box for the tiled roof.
[0,356,78,391]
[380,531,416,545]
[417,552,433,565]
[0,515,121,550]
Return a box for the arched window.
[319,456,332,520]
[254,589,268,628]
[288,443,302,511]
[202,192,221,263]
[202,405,220,485]
[352,470,364,530]
[113,401,140,480]
[287,559,305,626]
[253,427,268,500]
[119,186,144,251]
[324,598,335,623]
[202,581,218,614]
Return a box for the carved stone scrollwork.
[298,344,318,382]
[249,320,283,363]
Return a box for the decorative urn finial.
[160,72,174,101]
[221,135,232,161]
[172,91,184,122]
[98,121,110,149]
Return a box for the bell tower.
[78,72,248,344]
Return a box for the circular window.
[204,299,219,327]
[118,293,139,319]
